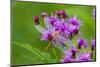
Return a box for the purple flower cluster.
[33,10,80,47]
[33,10,96,63]
[63,39,96,63]
[63,50,92,62]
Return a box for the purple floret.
[63,55,77,63]
[92,39,96,48]
[78,39,88,49]
[78,53,92,62]
[91,39,96,50]
[69,17,80,25]
[63,47,79,63]
[49,16,57,25]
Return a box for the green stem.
[52,47,58,61]
[44,42,51,52]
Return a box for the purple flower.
[91,39,96,50]
[49,16,57,25]
[53,22,63,31]
[63,47,79,63]
[56,10,62,19]
[67,24,76,33]
[41,30,53,41]
[63,55,77,63]
[33,10,81,51]
[65,47,78,58]
[69,17,80,25]
[33,16,39,25]
[78,53,92,62]
[61,10,68,19]
[78,39,88,49]
[56,10,61,16]
[65,24,79,38]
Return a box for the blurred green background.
[11,1,96,65]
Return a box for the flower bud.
[33,16,39,25]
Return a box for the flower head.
[91,39,96,50]
[33,16,39,25]
[65,47,78,58]
[63,47,78,63]
[49,16,57,25]
[56,10,61,16]
[69,16,80,25]
[78,39,88,49]
[61,10,68,19]
[78,53,92,62]
[41,31,53,41]
[63,55,77,63]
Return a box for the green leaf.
[12,41,57,63]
